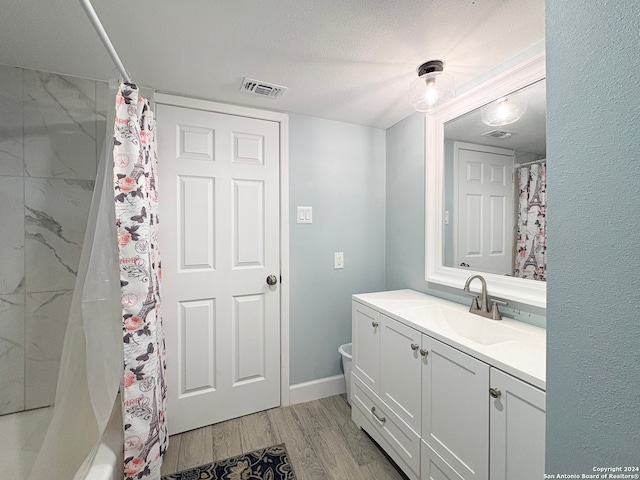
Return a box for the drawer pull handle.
[489,388,502,399]
[372,321,379,328]
[371,406,386,425]
[420,348,429,357]
[410,343,419,351]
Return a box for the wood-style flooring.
[161,394,408,480]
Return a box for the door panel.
[158,104,280,435]
[422,335,489,480]
[352,302,381,393]
[380,315,422,433]
[490,368,546,480]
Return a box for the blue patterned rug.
[162,443,297,480]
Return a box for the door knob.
[420,349,429,357]
[411,343,419,351]
[489,388,501,399]
[266,275,278,286]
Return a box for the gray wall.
[289,114,386,384]
[545,1,640,471]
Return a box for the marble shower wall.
[0,64,108,414]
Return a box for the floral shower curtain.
[514,162,547,281]
[113,83,167,479]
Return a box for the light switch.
[296,206,312,224]
[334,252,344,269]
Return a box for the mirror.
[426,53,546,307]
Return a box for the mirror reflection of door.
[453,142,514,275]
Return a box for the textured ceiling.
[0,0,544,129]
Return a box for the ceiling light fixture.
[408,60,455,112]
[481,94,528,126]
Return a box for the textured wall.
[289,114,386,384]
[546,0,640,471]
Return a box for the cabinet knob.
[420,349,429,357]
[410,343,419,351]
[371,406,386,425]
[489,387,502,399]
[371,321,379,328]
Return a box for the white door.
[489,368,546,480]
[157,104,281,435]
[454,142,514,275]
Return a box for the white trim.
[289,374,347,405]
[152,94,291,407]
[425,53,547,308]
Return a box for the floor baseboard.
[289,374,346,405]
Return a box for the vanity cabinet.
[351,294,546,480]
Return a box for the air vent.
[240,77,288,99]
[482,129,516,139]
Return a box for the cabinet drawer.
[352,376,420,479]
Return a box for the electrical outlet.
[334,252,344,269]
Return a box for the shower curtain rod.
[79,0,131,83]
[514,158,546,168]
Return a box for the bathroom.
[0,1,638,479]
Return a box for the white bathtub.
[0,400,123,480]
[85,398,124,480]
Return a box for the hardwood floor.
[161,394,408,480]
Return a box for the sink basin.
[401,304,518,346]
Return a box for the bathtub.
[85,398,124,480]
[0,400,123,480]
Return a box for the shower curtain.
[514,162,547,281]
[113,83,167,480]
[28,82,166,480]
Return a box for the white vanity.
[351,289,546,480]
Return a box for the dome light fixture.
[481,94,528,126]
[408,60,455,112]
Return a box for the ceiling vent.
[240,77,288,99]
[482,129,516,139]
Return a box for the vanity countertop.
[353,289,546,390]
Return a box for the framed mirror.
[425,53,546,308]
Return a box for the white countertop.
[353,289,546,390]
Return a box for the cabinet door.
[380,315,423,433]
[422,335,489,480]
[421,440,465,480]
[489,368,545,480]
[352,302,381,393]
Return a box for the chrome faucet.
[463,274,506,320]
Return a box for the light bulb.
[424,86,438,106]
[481,94,528,126]
[496,99,509,120]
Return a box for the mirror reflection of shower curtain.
[514,162,547,281]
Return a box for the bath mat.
[162,443,297,480]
